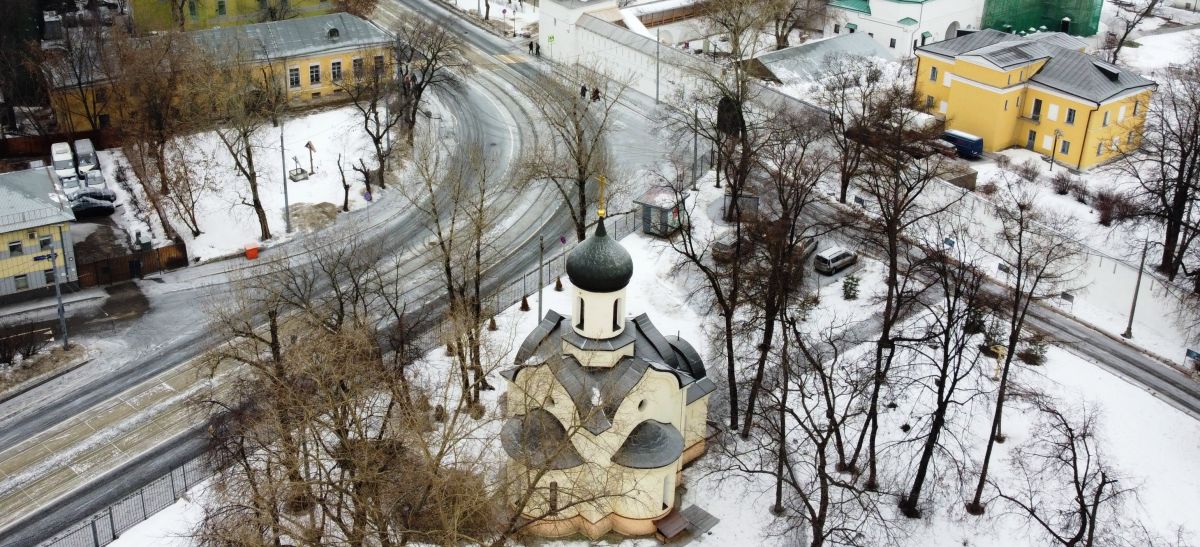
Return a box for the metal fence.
[39,458,212,547]
[36,213,639,547]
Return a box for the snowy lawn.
[1120,27,1200,73]
[102,104,398,263]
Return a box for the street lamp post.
[1049,129,1063,172]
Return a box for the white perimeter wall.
[824,0,987,57]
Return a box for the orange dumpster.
[245,244,260,260]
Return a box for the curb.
[0,358,94,406]
[0,295,105,321]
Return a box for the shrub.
[1071,181,1090,204]
[1093,188,1137,226]
[978,182,998,195]
[1017,335,1047,365]
[842,274,860,300]
[1050,171,1074,195]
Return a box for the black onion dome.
[566,217,633,293]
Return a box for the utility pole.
[52,225,69,350]
[1122,237,1149,339]
[280,117,292,233]
[1049,129,1062,172]
[655,28,661,104]
[692,108,699,190]
[538,235,544,319]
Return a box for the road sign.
[943,237,955,248]
[548,34,555,44]
[1187,348,1200,361]
[1060,291,1074,303]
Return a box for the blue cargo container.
[941,130,984,159]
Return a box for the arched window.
[577,299,585,329]
[612,299,620,331]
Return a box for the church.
[500,212,715,539]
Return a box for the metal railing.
[36,213,640,547]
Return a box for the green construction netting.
[982,0,1103,37]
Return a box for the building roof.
[501,408,586,470]
[0,167,75,233]
[505,310,715,435]
[565,216,633,293]
[828,0,871,14]
[190,13,393,62]
[749,33,895,83]
[918,29,1153,103]
[611,420,684,469]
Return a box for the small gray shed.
[634,186,688,237]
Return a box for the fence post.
[182,460,188,486]
[91,518,101,547]
[139,488,148,519]
[169,468,177,498]
[108,508,115,540]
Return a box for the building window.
[1060,140,1070,155]
[612,299,620,331]
[8,241,22,256]
[1004,99,1009,111]
[1133,101,1140,116]
[833,24,840,33]
[930,66,938,81]
[1103,111,1110,126]
[188,0,197,17]
[14,274,28,291]
[1007,74,1012,86]
[288,67,300,88]
[849,26,855,33]
[577,299,585,329]
[39,235,52,251]
[1031,98,1042,121]
[331,61,343,82]
[1097,142,1104,156]
[353,58,364,78]
[1066,108,1076,124]
[44,269,55,285]
[311,92,321,99]
[309,64,321,85]
[216,0,226,15]
[1127,132,1134,146]
[925,95,935,108]
[373,55,385,76]
[889,38,896,48]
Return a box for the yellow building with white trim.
[0,168,77,301]
[914,29,1156,170]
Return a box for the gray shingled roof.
[0,168,75,232]
[1029,49,1155,103]
[504,311,716,435]
[610,420,684,469]
[501,408,586,470]
[918,29,1154,103]
[190,13,392,62]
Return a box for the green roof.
[846,22,858,30]
[921,30,933,38]
[897,17,919,26]
[829,0,871,15]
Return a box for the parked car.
[74,138,98,173]
[71,195,116,218]
[50,141,77,188]
[85,169,106,189]
[940,130,984,160]
[814,245,858,275]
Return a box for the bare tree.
[1103,0,1162,65]
[766,0,823,50]
[161,137,215,237]
[393,14,465,146]
[522,65,631,242]
[200,43,287,241]
[897,221,987,518]
[335,0,379,18]
[814,53,887,204]
[334,46,403,190]
[739,108,834,438]
[994,396,1129,547]
[968,177,1083,514]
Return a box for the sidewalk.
[0,288,106,320]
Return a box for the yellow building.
[0,168,78,300]
[130,0,334,32]
[51,13,395,131]
[914,29,1157,170]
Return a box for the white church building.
[501,215,715,539]
[824,0,987,57]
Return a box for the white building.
[824,0,987,57]
[500,215,715,539]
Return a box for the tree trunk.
[244,145,272,241]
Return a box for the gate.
[76,243,189,288]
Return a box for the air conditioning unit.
[27,232,36,240]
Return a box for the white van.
[74,138,97,173]
[50,142,80,194]
[814,245,858,275]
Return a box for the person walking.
[580,84,588,100]
[529,41,534,54]
[535,43,541,56]
[591,88,600,102]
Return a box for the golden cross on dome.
[598,174,607,218]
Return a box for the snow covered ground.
[109,483,208,547]
[114,177,1199,546]
[98,104,433,263]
